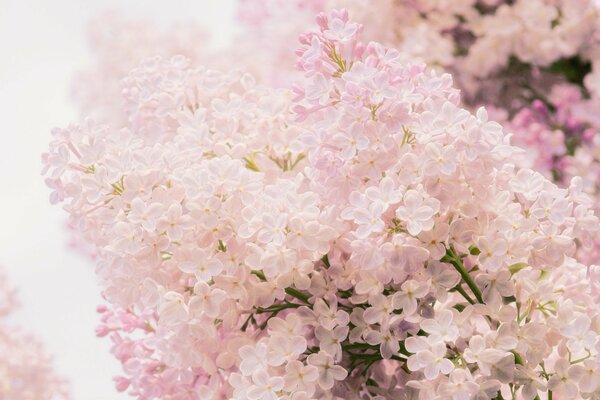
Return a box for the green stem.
[570,349,592,364]
[451,284,475,305]
[285,287,311,305]
[347,352,382,359]
[250,270,311,306]
[343,343,378,351]
[251,270,267,281]
[255,302,301,314]
[442,247,484,304]
[259,311,278,330]
[399,340,411,357]
[241,313,256,332]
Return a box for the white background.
[0,1,234,398]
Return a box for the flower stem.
[451,284,475,304]
[442,247,484,304]
[285,287,311,305]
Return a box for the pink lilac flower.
[43,6,600,400]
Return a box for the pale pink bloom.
[158,291,188,327]
[364,324,400,360]
[285,217,322,251]
[284,361,319,395]
[333,122,369,160]
[395,190,440,236]
[531,223,573,265]
[110,222,143,254]
[306,352,348,390]
[287,392,312,400]
[418,223,450,260]
[422,142,456,176]
[322,15,360,43]
[351,200,386,239]
[156,203,193,241]
[230,373,253,399]
[247,370,284,400]
[381,239,430,280]
[298,35,324,73]
[214,268,249,301]
[406,338,454,380]
[257,213,288,246]
[560,313,597,354]
[276,259,314,290]
[463,335,506,375]
[0,268,70,399]
[475,271,515,304]
[365,176,403,208]
[348,308,368,343]
[576,360,600,393]
[547,359,584,399]
[355,272,384,296]
[189,282,226,319]
[341,191,369,221]
[80,165,111,203]
[438,369,479,400]
[515,365,546,400]
[305,73,331,106]
[128,198,164,231]
[477,236,508,272]
[315,325,348,361]
[267,313,305,338]
[489,354,516,385]
[530,193,572,226]
[179,249,224,282]
[255,245,296,279]
[363,294,394,325]
[313,298,349,330]
[484,324,518,352]
[267,335,307,366]
[239,342,269,377]
[366,71,397,104]
[427,264,460,303]
[509,169,545,202]
[420,310,459,343]
[392,279,430,316]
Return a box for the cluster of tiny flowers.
[45,55,317,398]
[490,80,600,266]
[238,2,600,163]
[240,0,600,266]
[44,8,600,400]
[239,0,600,92]
[0,268,70,400]
[70,11,211,125]
[70,4,600,220]
[291,11,600,399]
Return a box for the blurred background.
[0,1,234,398]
